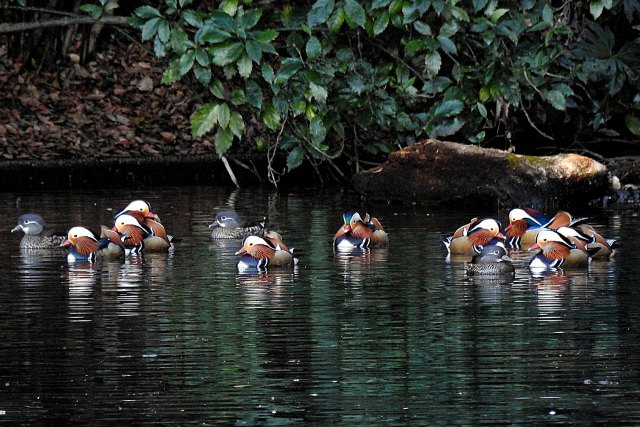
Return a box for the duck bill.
[496,232,506,239]
[528,243,541,251]
[504,224,512,231]
[145,212,156,219]
[10,225,21,233]
[343,224,352,233]
[60,239,72,247]
[208,220,220,229]
[235,247,247,255]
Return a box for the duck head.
[235,235,276,259]
[12,213,46,235]
[529,229,576,259]
[115,200,155,220]
[467,218,505,246]
[209,210,240,229]
[505,208,542,236]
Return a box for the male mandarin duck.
[576,224,620,259]
[528,229,597,269]
[442,218,505,255]
[98,225,126,259]
[112,214,150,255]
[505,208,588,249]
[61,226,100,262]
[115,200,172,252]
[333,211,388,251]
[235,235,296,271]
[11,213,66,249]
[209,210,267,239]
[466,241,515,276]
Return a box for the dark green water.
[0,187,638,425]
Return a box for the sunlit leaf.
[214,127,234,157]
[192,103,220,138]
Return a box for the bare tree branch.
[0,15,130,34]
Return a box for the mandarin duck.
[209,210,267,239]
[11,213,66,249]
[576,224,620,259]
[466,241,515,276]
[528,229,598,269]
[442,218,505,255]
[97,225,126,259]
[235,235,296,271]
[506,209,588,249]
[362,212,389,247]
[112,214,150,255]
[333,211,388,251]
[115,200,172,252]
[61,226,100,262]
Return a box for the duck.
[442,218,505,254]
[235,235,296,271]
[11,213,66,249]
[97,225,126,259]
[333,211,375,251]
[505,209,588,249]
[466,242,515,276]
[112,214,150,255]
[576,224,620,259]
[209,210,267,239]
[115,200,172,251]
[528,229,597,269]
[61,226,99,262]
[363,212,389,247]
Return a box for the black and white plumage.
[11,213,66,249]
[209,210,267,239]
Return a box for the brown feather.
[350,223,373,240]
[546,211,571,229]
[543,243,572,260]
[507,219,528,238]
[121,226,145,246]
[75,236,99,256]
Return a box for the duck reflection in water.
[66,262,97,322]
[236,270,298,307]
[334,248,389,284]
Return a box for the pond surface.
[0,186,639,425]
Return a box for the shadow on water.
[0,186,639,425]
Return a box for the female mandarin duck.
[442,218,505,255]
[235,234,296,271]
[576,224,620,259]
[528,229,597,269]
[11,213,66,249]
[112,214,150,255]
[61,226,100,262]
[209,210,267,239]
[333,211,388,251]
[506,208,588,249]
[466,241,515,276]
[115,200,172,252]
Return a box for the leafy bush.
[126,0,640,182]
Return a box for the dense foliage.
[6,1,640,182]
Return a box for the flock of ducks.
[10,202,618,275]
[444,208,620,276]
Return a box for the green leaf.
[80,4,102,19]
[310,116,327,145]
[545,90,566,111]
[245,40,263,63]
[262,103,281,130]
[220,0,238,16]
[590,0,604,19]
[197,27,232,44]
[473,0,489,11]
[135,5,161,19]
[287,147,305,171]
[141,17,161,41]
[191,103,219,138]
[238,9,262,30]
[374,11,390,35]
[209,79,225,99]
[262,63,275,84]
[327,8,345,32]
[210,10,235,33]
[245,80,263,109]
[476,102,487,118]
[210,42,244,66]
[413,20,431,36]
[256,29,279,43]
[309,82,328,103]
[425,51,442,77]
[182,10,203,28]
[372,0,391,9]
[157,19,171,43]
[195,48,209,66]
[230,89,246,106]
[343,0,366,28]
[217,103,230,128]
[179,50,196,76]
[490,8,509,23]
[479,87,490,102]
[237,53,253,78]
[625,114,640,136]
[214,127,234,157]
[194,64,211,85]
[161,59,181,85]
[437,35,457,54]
[432,100,464,118]
[308,0,335,27]
[275,58,303,84]
[229,111,245,138]
[154,38,167,58]
[306,36,322,59]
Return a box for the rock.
[352,139,616,208]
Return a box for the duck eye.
[221,216,226,220]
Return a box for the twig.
[0,15,130,34]
[221,156,240,189]
[367,39,427,86]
